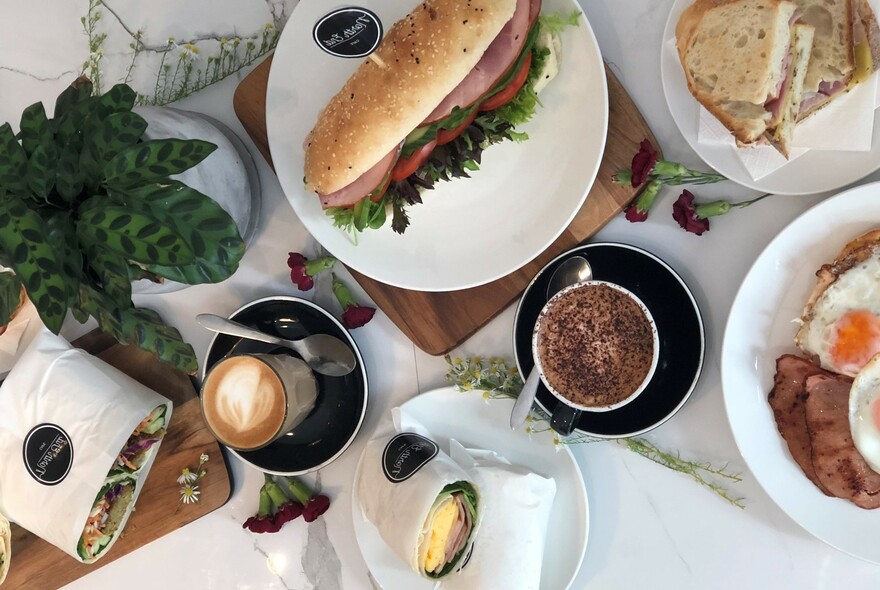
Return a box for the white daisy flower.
[180,484,201,504]
[177,468,198,485]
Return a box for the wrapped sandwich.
[0,330,171,564]
[0,514,9,585]
[357,414,480,578]
[442,441,557,590]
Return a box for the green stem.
[284,476,313,504]
[257,487,272,517]
[265,479,290,509]
[731,192,772,208]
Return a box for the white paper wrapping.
[356,409,479,577]
[0,330,172,563]
[441,441,557,590]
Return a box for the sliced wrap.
[357,414,481,578]
[0,330,171,564]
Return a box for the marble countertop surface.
[4,0,880,588]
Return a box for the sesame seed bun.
[304,0,517,194]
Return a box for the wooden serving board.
[6,331,231,589]
[234,56,658,354]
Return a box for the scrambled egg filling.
[423,499,458,572]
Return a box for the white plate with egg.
[661,0,880,195]
[722,180,880,563]
[265,0,607,291]
[351,386,589,589]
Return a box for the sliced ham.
[422,0,539,124]
[319,148,398,209]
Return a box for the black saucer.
[513,243,705,438]
[201,296,368,474]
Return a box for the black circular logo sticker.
[23,423,73,486]
[313,7,383,58]
[382,433,438,483]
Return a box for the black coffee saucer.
[202,296,368,474]
[513,243,705,438]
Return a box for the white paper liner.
[356,408,479,578]
[0,329,172,563]
[440,441,556,590]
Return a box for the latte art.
[202,356,287,450]
[215,362,281,431]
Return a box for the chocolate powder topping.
[536,284,655,408]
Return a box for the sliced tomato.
[436,110,478,145]
[479,52,532,112]
[390,140,437,181]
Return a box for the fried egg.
[797,253,880,376]
[850,354,880,474]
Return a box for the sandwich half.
[0,513,9,585]
[797,0,880,119]
[77,473,137,563]
[676,0,814,155]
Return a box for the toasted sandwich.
[676,0,815,156]
[797,0,880,119]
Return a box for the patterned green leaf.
[93,84,137,119]
[86,246,132,309]
[0,123,28,194]
[0,271,22,326]
[26,143,58,199]
[19,102,52,157]
[80,112,147,190]
[104,139,216,188]
[77,199,195,266]
[110,181,244,284]
[44,211,83,288]
[55,134,84,202]
[53,80,92,120]
[0,199,69,333]
[77,285,197,373]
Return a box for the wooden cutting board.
[234,56,658,354]
[6,331,231,589]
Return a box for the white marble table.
[4,0,880,588]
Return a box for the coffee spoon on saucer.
[509,256,592,429]
[196,313,357,377]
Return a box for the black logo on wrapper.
[382,433,438,483]
[313,7,383,58]
[23,424,74,486]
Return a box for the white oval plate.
[351,386,589,588]
[266,0,607,291]
[722,181,880,563]
[660,0,880,195]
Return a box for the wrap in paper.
[356,409,480,578]
[442,441,557,590]
[0,330,172,564]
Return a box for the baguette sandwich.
[676,0,815,156]
[304,0,577,234]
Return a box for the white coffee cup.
[532,281,660,420]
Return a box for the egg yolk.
[830,310,880,373]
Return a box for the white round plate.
[660,0,880,195]
[267,0,607,291]
[722,181,880,563]
[351,387,589,588]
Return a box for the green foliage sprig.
[445,355,745,508]
[0,79,245,372]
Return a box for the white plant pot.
[131,106,261,294]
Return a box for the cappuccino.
[201,354,318,450]
[535,282,656,410]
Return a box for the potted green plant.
[0,78,245,373]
